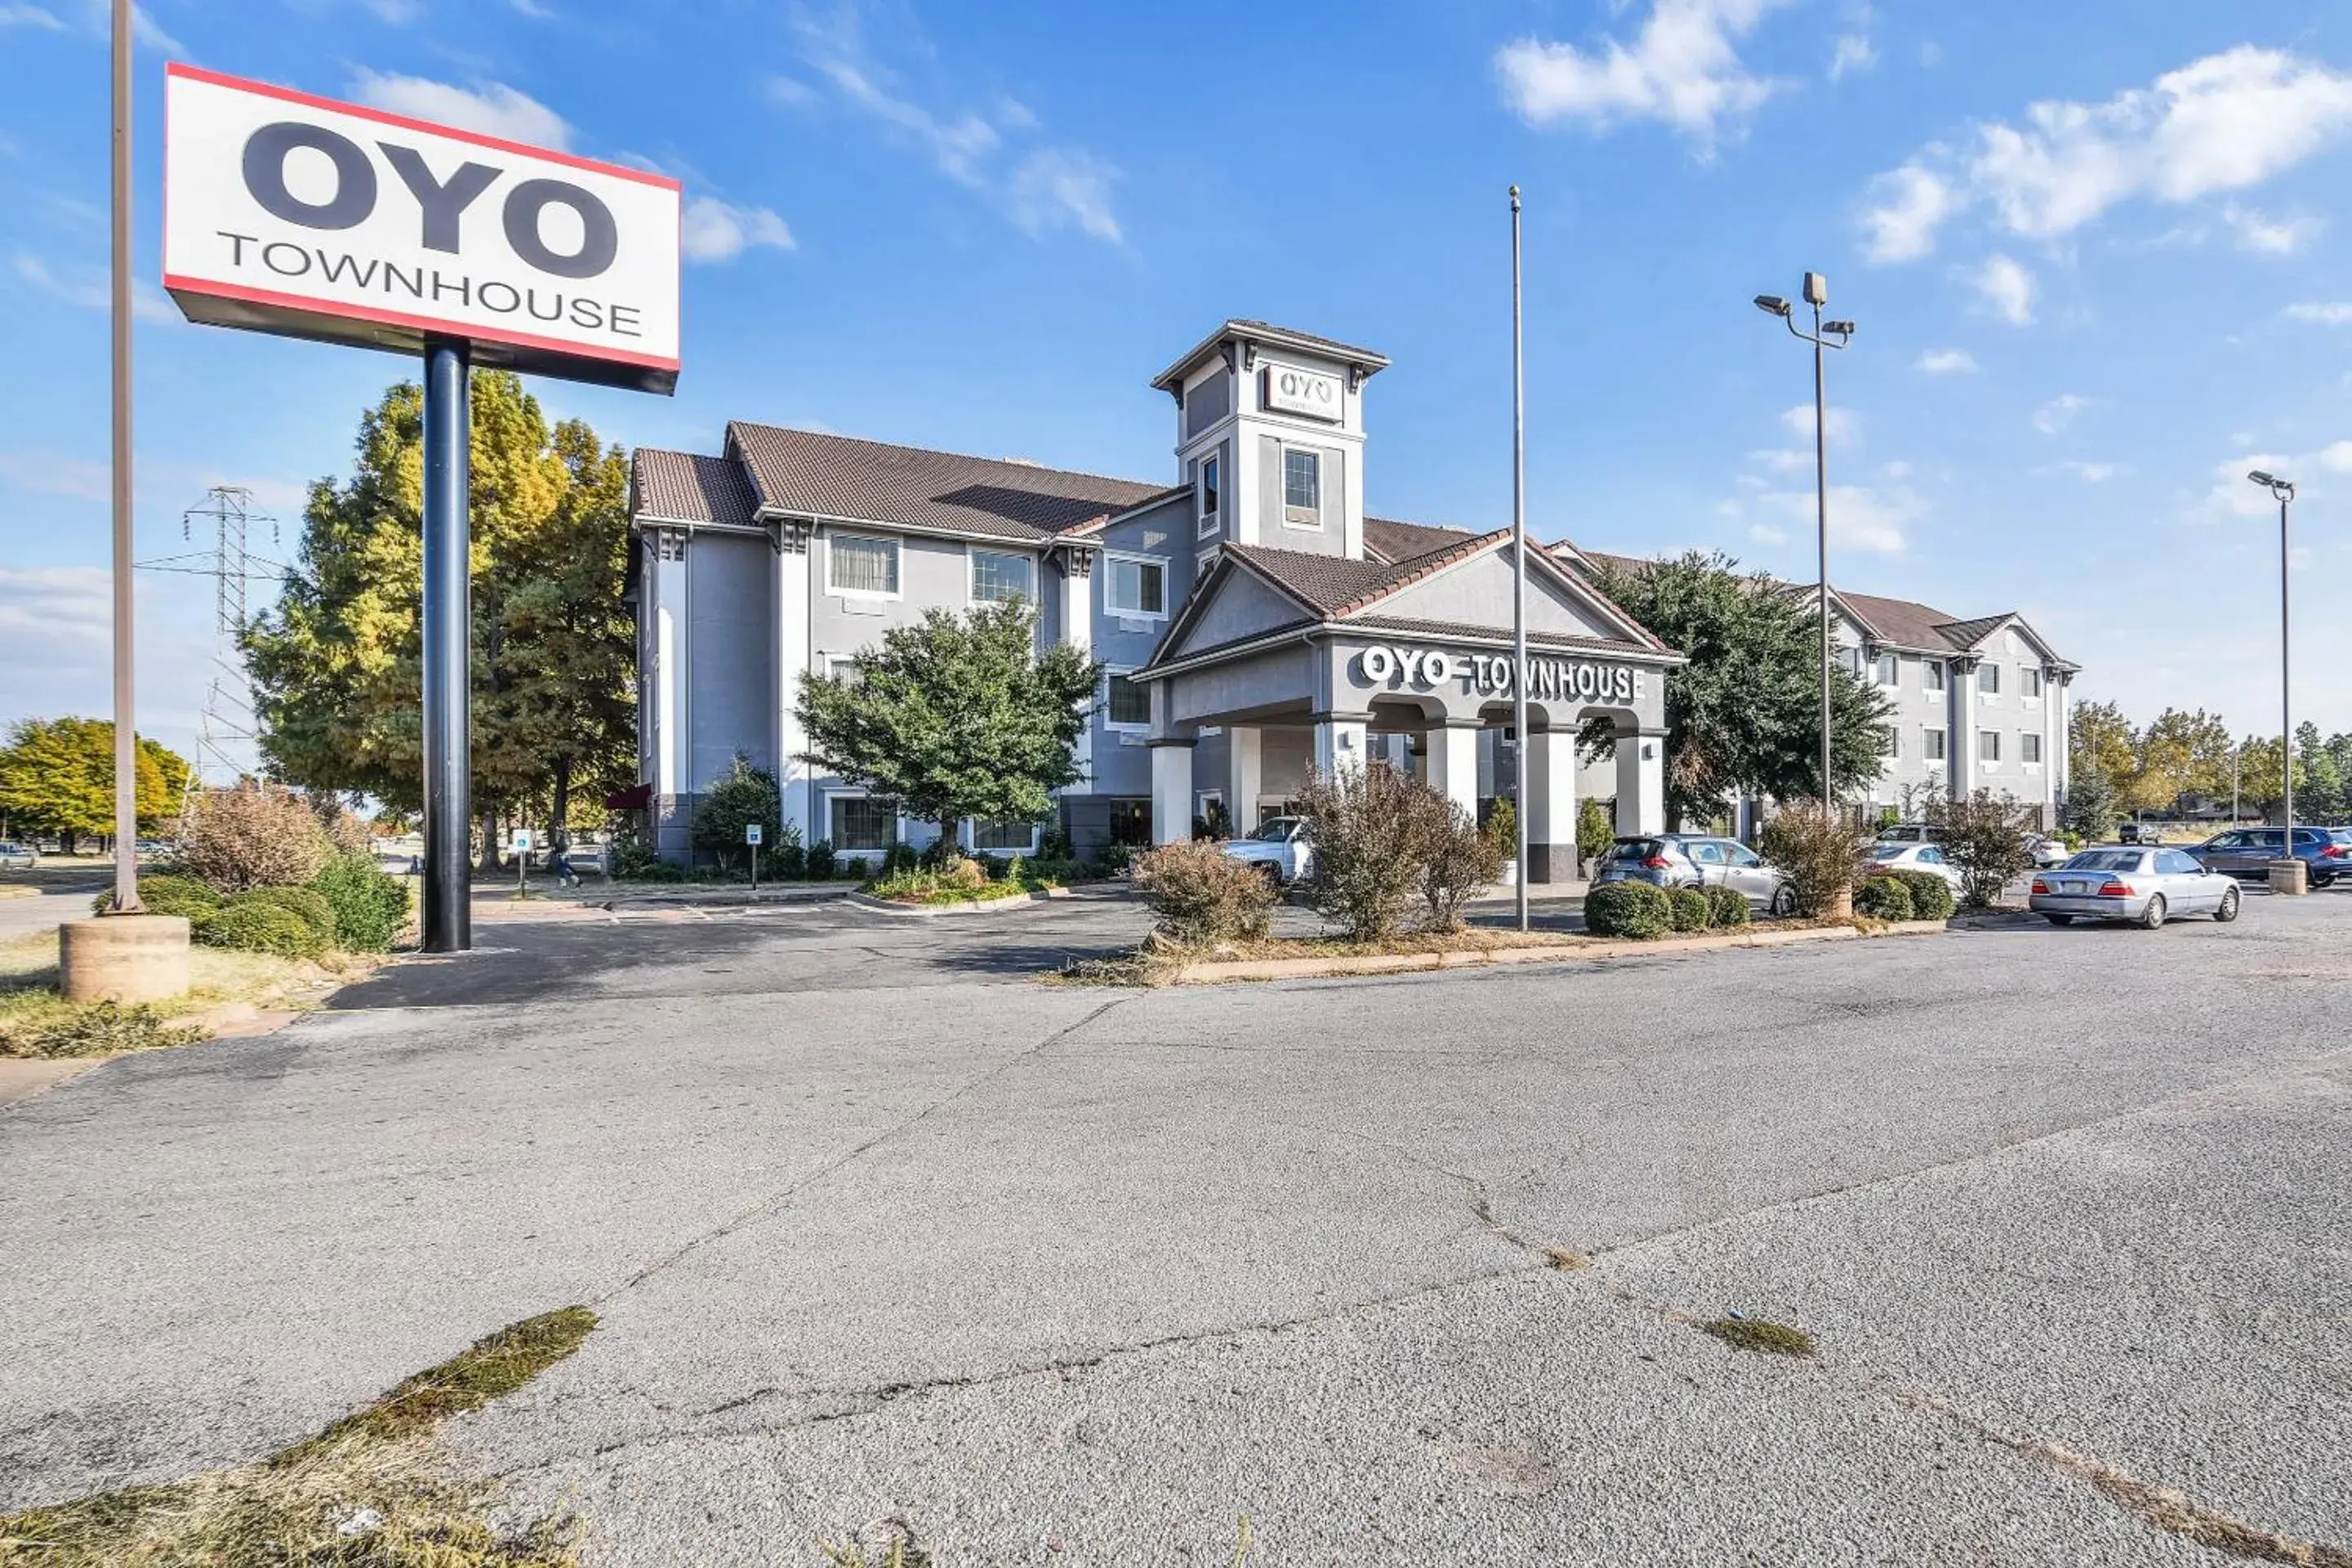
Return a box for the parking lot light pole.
[2247,470,2296,854]
[1753,278,1855,806]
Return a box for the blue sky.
[5,0,2351,773]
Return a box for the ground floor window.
[1107,797,1152,845]
[831,795,892,852]
[1924,728,1948,762]
[2022,733,2043,764]
[971,818,1036,851]
[1106,673,1151,728]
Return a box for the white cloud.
[348,71,571,150]
[0,448,110,502]
[765,74,819,108]
[1969,252,2035,323]
[1780,403,1857,443]
[2033,393,2090,434]
[0,565,108,648]
[1914,347,1977,373]
[2222,203,2319,255]
[1859,163,1961,263]
[2321,441,2352,473]
[16,252,178,323]
[679,197,795,263]
[1494,0,1787,149]
[1858,46,2352,261]
[1008,149,1121,243]
[2056,460,2123,482]
[0,4,66,29]
[1879,461,1913,480]
[813,57,1000,184]
[1759,483,1919,552]
[1747,448,1811,474]
[1829,33,1877,82]
[509,0,555,16]
[1748,522,1790,546]
[2284,302,2352,325]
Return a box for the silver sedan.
[2030,847,2242,929]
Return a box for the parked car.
[0,840,35,871]
[2117,821,2163,845]
[1593,834,1796,914]
[1877,822,1944,845]
[1219,816,1313,886]
[2031,847,2241,929]
[1864,840,1963,889]
[2187,826,2346,887]
[2024,834,2070,869]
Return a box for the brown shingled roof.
[1363,515,1473,564]
[722,423,1175,542]
[632,449,760,528]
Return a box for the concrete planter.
[2269,858,2310,896]
[60,913,190,1004]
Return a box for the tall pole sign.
[162,64,680,952]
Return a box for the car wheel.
[1769,886,1796,918]
[2214,886,2241,924]
[2315,873,2336,889]
[2044,913,2074,926]
[2138,893,2167,931]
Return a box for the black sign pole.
[421,336,473,952]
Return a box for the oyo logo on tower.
[163,63,681,393]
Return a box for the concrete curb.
[1171,919,1951,984]
[847,887,1078,919]
[0,1058,96,1107]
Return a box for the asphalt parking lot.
[2,885,2347,1565]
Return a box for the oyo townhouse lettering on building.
[619,318,2078,879]
[163,63,680,392]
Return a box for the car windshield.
[2335,829,2352,844]
[2065,850,2146,872]
[1610,839,1664,860]
[1252,818,1301,843]
[1869,844,1909,860]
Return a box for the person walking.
[547,826,581,889]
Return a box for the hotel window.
[1878,724,1900,759]
[1105,554,1166,617]
[2022,733,2043,764]
[971,818,1036,852]
[1837,645,1864,676]
[1105,673,1152,728]
[829,533,899,596]
[830,795,892,852]
[822,653,862,686]
[1283,448,1322,528]
[1980,729,2002,764]
[1924,727,1948,762]
[1875,653,1901,687]
[969,549,1032,604]
[1107,798,1153,846]
[1197,453,1221,537]
[1977,664,2002,696]
[1926,662,1947,693]
[655,531,688,562]
[2021,667,2043,699]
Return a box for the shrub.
[1853,875,1916,921]
[1295,764,1437,942]
[1133,839,1276,945]
[1420,799,1505,933]
[1668,886,1712,932]
[1890,868,1955,921]
[998,852,1027,884]
[1027,857,1085,888]
[1039,826,1076,862]
[939,855,987,892]
[180,784,334,893]
[1585,880,1671,938]
[690,755,787,875]
[1484,798,1517,862]
[608,837,667,879]
[91,874,220,921]
[199,899,327,960]
[1757,800,1877,917]
[1704,886,1752,928]
[1093,840,1137,878]
[311,854,410,951]
[804,837,837,880]
[231,885,337,947]
[760,839,806,881]
[1578,796,1615,873]
[880,840,920,878]
[1938,787,2039,909]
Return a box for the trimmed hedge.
[1585,880,1671,938]
[1853,875,1916,921]
[1668,886,1712,932]
[199,900,328,960]
[1705,886,1753,929]
[88,875,220,925]
[1890,868,1955,921]
[311,854,411,951]
[230,886,336,947]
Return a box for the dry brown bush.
[178,784,334,893]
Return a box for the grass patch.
[0,1307,598,1567]
[0,932,377,1060]
[0,996,203,1059]
[1699,1316,1816,1358]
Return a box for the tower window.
[1198,453,1221,537]
[1283,448,1321,528]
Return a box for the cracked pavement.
[2,889,2348,1564]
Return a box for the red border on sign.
[164,274,682,373]
[165,61,683,190]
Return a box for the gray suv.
[1592,834,1795,915]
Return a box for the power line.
[135,486,283,799]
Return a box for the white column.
[1227,725,1263,834]
[1526,726,1579,884]
[1428,723,1481,826]
[1953,664,1979,798]
[776,526,813,844]
[1313,717,1369,777]
[1151,743,1195,844]
[1616,730,1665,835]
[1062,550,1094,789]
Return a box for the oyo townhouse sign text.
[1263,363,1342,422]
[1352,644,1645,706]
[163,64,680,393]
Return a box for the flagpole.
[1510,185,1529,935]
[109,0,141,914]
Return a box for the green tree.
[2136,706,2232,813]
[2060,764,2121,842]
[2236,734,2309,822]
[2069,700,2137,802]
[2294,721,2346,822]
[243,372,634,859]
[0,718,191,849]
[795,600,1101,839]
[689,754,793,873]
[1584,553,1893,826]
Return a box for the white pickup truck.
[1218,816,1314,887]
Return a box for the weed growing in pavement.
[0,1307,599,1567]
[1699,1316,1817,1358]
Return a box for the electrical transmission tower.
[138,486,285,800]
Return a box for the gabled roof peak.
[1151,319,1390,392]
